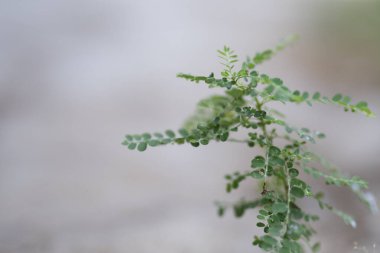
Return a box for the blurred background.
[0,0,379,252]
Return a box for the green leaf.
[162,138,172,144]
[251,170,264,179]
[165,130,176,138]
[332,93,342,102]
[254,110,267,119]
[154,133,164,138]
[251,156,266,168]
[268,224,283,236]
[261,235,277,246]
[133,134,141,141]
[282,240,302,253]
[190,141,200,147]
[128,143,137,150]
[269,146,281,157]
[226,184,231,193]
[177,73,208,83]
[174,138,185,144]
[137,142,147,152]
[272,202,288,213]
[269,157,285,167]
[279,247,291,253]
[291,178,308,190]
[312,92,321,100]
[272,78,283,85]
[256,222,266,227]
[217,206,225,217]
[316,132,326,139]
[289,168,299,177]
[257,214,266,220]
[356,101,368,108]
[125,135,133,141]
[200,139,209,145]
[142,133,152,140]
[312,242,321,253]
[220,132,229,142]
[148,140,160,147]
[178,128,189,137]
[290,187,305,198]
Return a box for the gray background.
[1,1,379,252]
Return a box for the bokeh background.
[1,1,379,252]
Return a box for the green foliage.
[123,38,376,252]
[303,167,367,188]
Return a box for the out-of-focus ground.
[0,1,379,252]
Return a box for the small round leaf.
[290,187,305,198]
[137,142,147,151]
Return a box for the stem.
[227,138,249,143]
[284,162,292,234]
[255,97,272,194]
[262,143,270,195]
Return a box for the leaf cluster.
[123,37,376,253]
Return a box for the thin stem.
[262,143,270,194]
[284,161,292,234]
[255,97,272,194]
[227,138,249,143]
